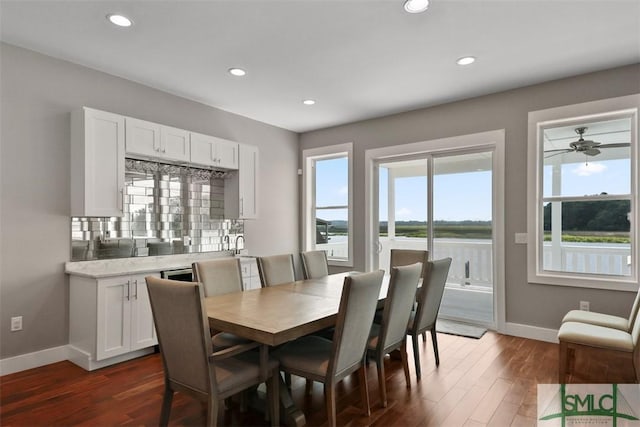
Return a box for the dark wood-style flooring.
[1,331,636,426]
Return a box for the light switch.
[515,233,528,244]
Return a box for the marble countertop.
[65,251,253,278]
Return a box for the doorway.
[366,130,505,330]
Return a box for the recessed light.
[228,68,247,77]
[107,14,132,27]
[303,99,316,106]
[404,0,429,13]
[456,56,476,66]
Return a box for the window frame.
[527,94,640,291]
[302,142,353,267]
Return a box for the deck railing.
[319,237,632,284]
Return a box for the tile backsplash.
[71,159,243,261]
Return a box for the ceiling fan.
[544,126,630,158]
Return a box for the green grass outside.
[332,224,630,243]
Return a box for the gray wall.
[299,64,640,330]
[0,43,299,358]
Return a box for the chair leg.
[358,365,371,417]
[430,326,440,366]
[267,370,280,427]
[206,396,219,427]
[559,341,569,383]
[285,372,292,389]
[160,384,174,427]
[568,347,576,372]
[411,333,422,381]
[325,383,338,427]
[305,379,313,395]
[400,340,411,389]
[376,354,387,408]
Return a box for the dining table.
[204,271,390,426]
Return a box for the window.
[527,95,639,290]
[303,143,353,267]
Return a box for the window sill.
[528,271,638,292]
[328,259,353,269]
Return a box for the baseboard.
[68,345,155,371]
[504,322,559,343]
[0,345,70,376]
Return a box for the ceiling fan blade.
[544,150,572,158]
[599,143,631,149]
[544,148,574,154]
[584,148,601,156]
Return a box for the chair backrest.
[192,257,244,296]
[329,270,384,380]
[390,249,429,280]
[377,263,422,352]
[412,257,452,333]
[627,286,640,332]
[257,254,296,287]
[631,301,640,363]
[145,276,215,396]
[300,250,329,279]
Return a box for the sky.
[315,155,630,223]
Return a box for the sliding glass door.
[375,149,495,327]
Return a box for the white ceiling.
[1,0,639,133]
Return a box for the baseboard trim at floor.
[68,345,155,371]
[0,345,69,376]
[504,322,559,343]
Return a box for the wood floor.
[1,331,636,426]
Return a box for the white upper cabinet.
[161,125,191,162]
[125,117,190,163]
[239,144,258,219]
[71,107,125,217]
[225,143,259,219]
[190,132,239,169]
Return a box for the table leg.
[279,374,306,427]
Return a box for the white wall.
[0,43,299,359]
[299,63,640,331]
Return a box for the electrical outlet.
[10,316,23,331]
[579,301,590,311]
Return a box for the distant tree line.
[543,199,630,232]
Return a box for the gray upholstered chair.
[558,318,640,383]
[407,257,452,380]
[300,250,329,279]
[274,270,385,427]
[256,253,296,287]
[367,262,422,407]
[561,286,640,333]
[192,257,244,295]
[390,249,429,280]
[145,276,279,427]
[192,258,250,349]
[382,249,430,338]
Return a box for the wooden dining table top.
[205,272,390,347]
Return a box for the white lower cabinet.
[69,273,159,370]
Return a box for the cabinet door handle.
[240,197,244,216]
[133,279,138,300]
[126,280,131,301]
[118,188,124,212]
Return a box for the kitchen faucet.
[223,235,230,251]
[235,235,245,255]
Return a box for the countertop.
[65,251,253,278]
